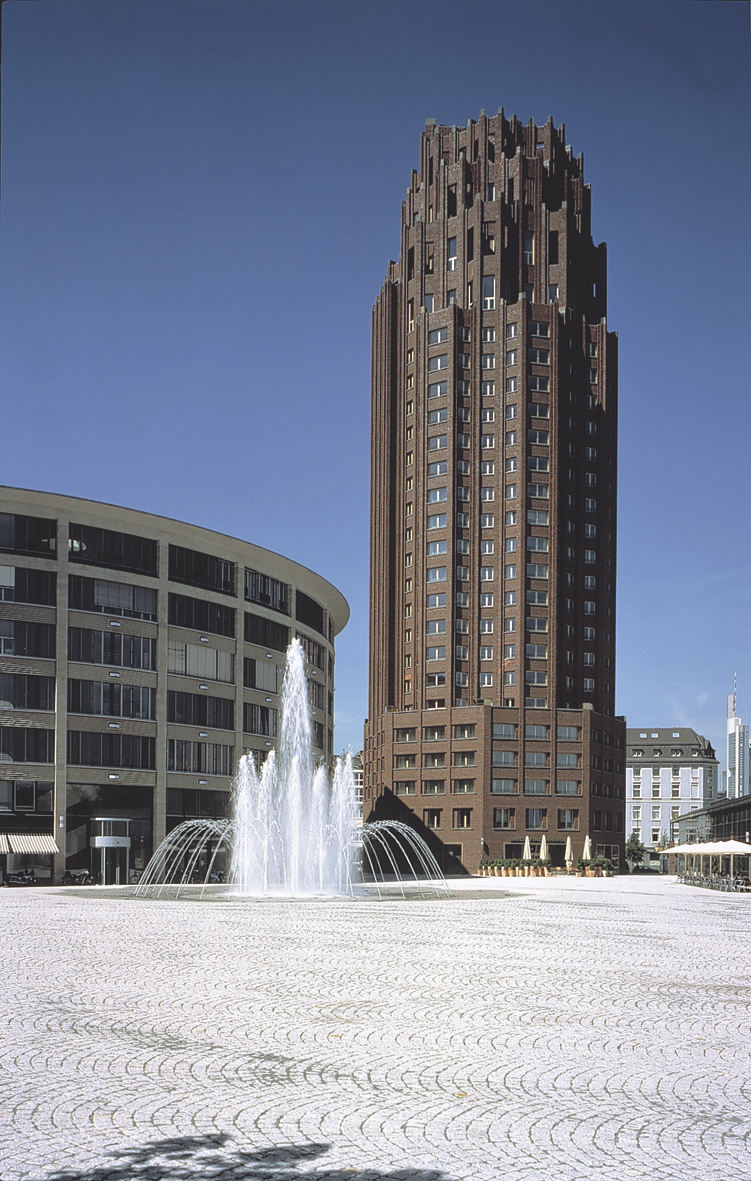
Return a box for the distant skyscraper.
[726,686,749,798]
[363,112,625,872]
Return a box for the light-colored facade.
[0,488,348,883]
[626,726,717,851]
[725,693,749,799]
[351,750,364,819]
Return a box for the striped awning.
[3,834,59,855]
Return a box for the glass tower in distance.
[364,111,626,873]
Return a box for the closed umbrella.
[583,835,592,861]
[565,836,573,867]
[539,834,548,863]
[523,835,532,862]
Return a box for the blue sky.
[1,0,749,769]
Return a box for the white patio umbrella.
[667,842,705,877]
[539,834,548,863]
[668,840,751,879]
[713,839,751,881]
[564,836,573,867]
[522,835,532,861]
[582,835,592,861]
[695,840,735,875]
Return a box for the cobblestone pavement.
[2,875,751,1181]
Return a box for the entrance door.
[96,845,129,885]
[90,818,131,884]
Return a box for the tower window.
[528,349,549,365]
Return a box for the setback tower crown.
[365,113,624,876]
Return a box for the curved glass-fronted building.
[0,488,349,883]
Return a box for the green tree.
[624,833,646,864]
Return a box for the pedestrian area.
[1,875,750,1181]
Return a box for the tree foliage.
[624,832,646,863]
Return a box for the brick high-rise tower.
[364,112,626,873]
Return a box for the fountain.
[136,639,448,900]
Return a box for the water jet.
[137,640,448,900]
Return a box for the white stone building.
[626,727,717,852]
[351,751,364,819]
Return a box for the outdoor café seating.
[669,839,751,891]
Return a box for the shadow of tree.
[37,1133,457,1181]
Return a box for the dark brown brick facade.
[364,112,625,872]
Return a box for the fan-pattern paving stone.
[1,875,751,1180]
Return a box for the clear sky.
[1,0,749,771]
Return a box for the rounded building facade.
[0,488,349,884]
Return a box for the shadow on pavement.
[37,1133,457,1180]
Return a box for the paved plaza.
[2,875,751,1181]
